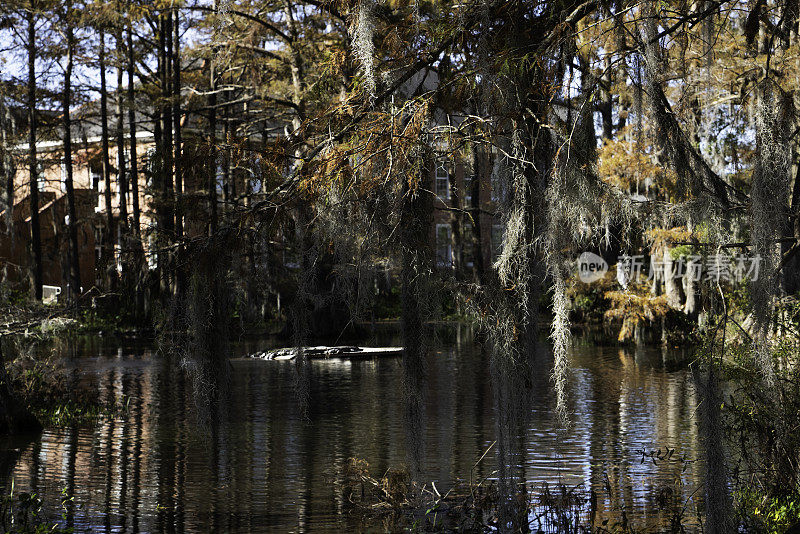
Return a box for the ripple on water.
[1,334,702,532]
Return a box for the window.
[60,163,67,192]
[145,148,157,188]
[105,173,113,194]
[115,227,123,274]
[464,173,476,204]
[435,163,450,201]
[117,150,129,186]
[36,162,46,192]
[216,164,225,195]
[95,169,107,213]
[90,166,102,191]
[94,226,104,265]
[249,158,264,194]
[436,224,453,268]
[283,247,299,269]
[490,172,504,203]
[146,236,158,270]
[491,224,504,261]
[463,222,474,268]
[281,225,300,268]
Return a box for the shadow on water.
[0,327,701,532]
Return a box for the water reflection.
[0,330,701,532]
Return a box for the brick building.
[430,149,504,277]
[1,98,184,295]
[1,82,504,298]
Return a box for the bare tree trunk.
[0,140,7,224]
[63,1,81,299]
[173,8,182,241]
[157,12,173,298]
[113,9,133,315]
[125,13,147,320]
[162,11,174,237]
[783,156,800,294]
[151,13,164,298]
[663,247,682,308]
[127,15,140,239]
[616,54,629,133]
[222,92,231,214]
[208,2,219,235]
[99,31,116,284]
[0,86,14,229]
[599,56,614,140]
[27,5,43,301]
[683,219,698,318]
[1,155,10,226]
[116,21,128,236]
[695,360,734,534]
[449,164,463,277]
[173,7,185,299]
[469,146,486,285]
[399,150,433,477]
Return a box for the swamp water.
[0,328,702,532]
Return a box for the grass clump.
[736,488,800,533]
[0,482,73,533]
[339,456,698,533]
[5,339,117,427]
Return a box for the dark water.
[0,327,702,532]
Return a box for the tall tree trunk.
[99,30,116,283]
[151,13,164,297]
[222,92,231,214]
[449,164,463,277]
[663,246,682,308]
[1,79,15,231]
[399,150,433,477]
[469,150,485,285]
[0,133,7,226]
[116,22,128,236]
[157,12,173,298]
[63,2,81,299]
[115,12,131,312]
[27,5,43,301]
[172,8,186,299]
[127,16,140,238]
[162,11,174,237]
[599,56,614,140]
[783,156,800,294]
[695,360,735,534]
[173,8,182,241]
[126,12,146,320]
[208,1,218,235]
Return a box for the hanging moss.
[158,234,234,431]
[352,0,377,98]
[750,79,792,387]
[694,337,735,534]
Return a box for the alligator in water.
[250,346,403,361]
